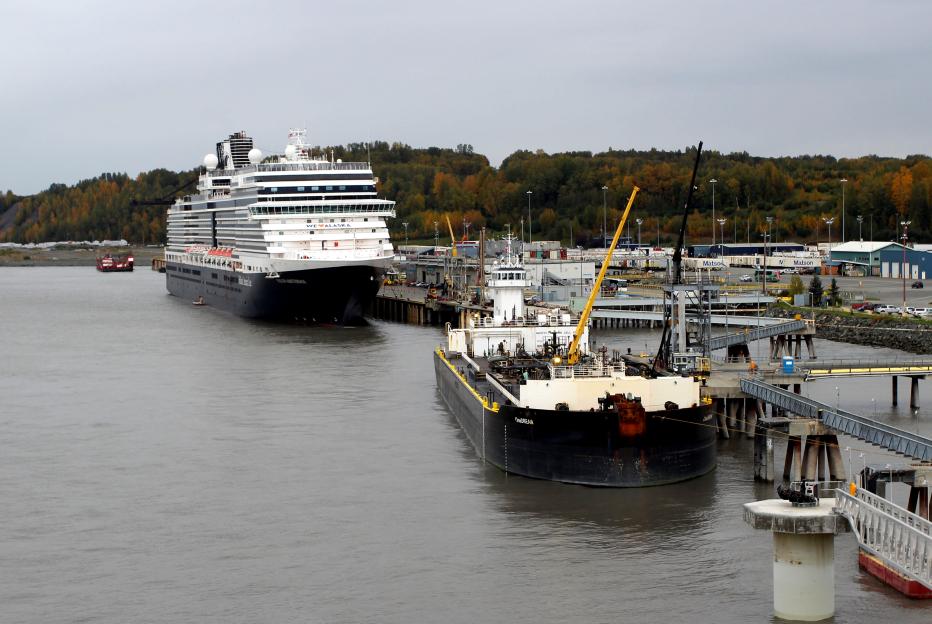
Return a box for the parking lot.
[720,269,931,308]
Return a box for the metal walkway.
[740,378,932,462]
[802,359,932,380]
[835,488,932,590]
[708,319,808,351]
[591,309,798,327]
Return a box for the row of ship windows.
[249,204,391,215]
[277,229,382,235]
[166,266,202,276]
[260,185,375,194]
[244,173,372,183]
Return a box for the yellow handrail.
[567,186,640,364]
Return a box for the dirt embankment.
[768,305,932,355]
[0,246,164,267]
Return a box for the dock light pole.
[717,218,727,255]
[823,217,834,255]
[402,221,408,248]
[761,229,771,295]
[602,185,608,249]
[710,178,717,246]
[434,221,439,249]
[636,218,643,248]
[901,220,911,316]
[526,190,533,245]
[841,178,848,243]
[857,215,863,242]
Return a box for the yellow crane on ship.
[565,186,640,365]
[445,215,458,258]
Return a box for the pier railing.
[834,488,932,590]
[740,378,932,461]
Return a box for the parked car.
[906,306,917,315]
[739,274,753,282]
[850,302,874,312]
[782,268,798,274]
[874,304,902,314]
[912,281,924,289]
[912,307,932,318]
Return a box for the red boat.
[96,253,134,272]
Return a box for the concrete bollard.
[744,498,850,621]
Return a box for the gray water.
[1,267,929,623]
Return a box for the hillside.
[2,143,930,245]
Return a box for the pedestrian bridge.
[740,378,932,462]
[835,487,932,592]
[802,359,932,380]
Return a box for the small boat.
[96,253,134,272]
[193,296,206,306]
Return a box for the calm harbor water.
[1,267,929,623]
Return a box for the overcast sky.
[2,0,931,195]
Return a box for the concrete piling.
[744,499,850,621]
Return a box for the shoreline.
[0,245,164,268]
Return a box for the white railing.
[549,363,619,379]
[834,488,932,590]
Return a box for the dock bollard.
[743,497,850,621]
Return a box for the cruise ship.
[165,130,396,324]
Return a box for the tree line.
[2,142,930,246]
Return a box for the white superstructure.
[165,130,396,276]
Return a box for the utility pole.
[434,221,439,250]
[602,185,608,249]
[901,220,911,316]
[857,215,863,241]
[526,190,533,245]
[841,178,848,243]
[710,178,717,247]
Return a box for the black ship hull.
[434,350,717,487]
[166,261,384,325]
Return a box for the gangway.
[740,378,932,462]
[803,359,932,379]
[834,487,932,591]
[708,319,808,351]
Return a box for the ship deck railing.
[473,315,578,328]
[549,363,620,379]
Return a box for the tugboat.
[434,165,716,487]
[96,253,134,272]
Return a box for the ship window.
[311,186,319,191]
[326,186,333,191]
[270,187,278,192]
[372,229,376,233]
[364,218,368,222]
[297,186,305,191]
[339,185,346,191]
[279,231,284,235]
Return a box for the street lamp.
[402,221,408,248]
[710,178,718,247]
[717,218,727,254]
[823,217,834,254]
[901,220,911,316]
[857,215,863,242]
[636,218,643,248]
[526,190,533,245]
[760,230,770,293]
[434,220,439,249]
[841,178,848,243]
[602,185,608,249]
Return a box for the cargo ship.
[164,129,395,324]
[434,186,716,487]
[96,253,134,272]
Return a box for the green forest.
[2,142,931,246]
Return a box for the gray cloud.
[2,0,931,194]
